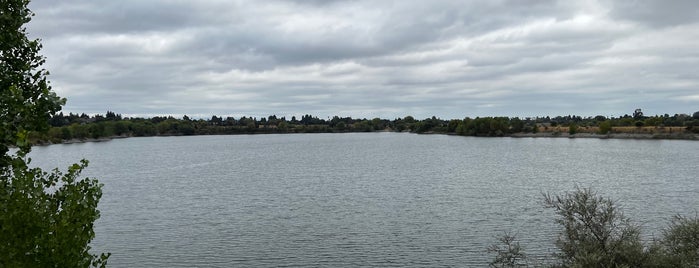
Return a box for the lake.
[27,133,699,267]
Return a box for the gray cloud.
[609,0,699,27]
[25,0,699,119]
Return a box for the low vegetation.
[489,188,699,267]
[29,110,699,144]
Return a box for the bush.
[598,121,612,135]
[658,215,699,266]
[1,0,109,266]
[568,124,578,135]
[1,160,110,267]
[488,233,528,267]
[544,188,646,266]
[490,187,699,267]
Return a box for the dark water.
[27,133,699,267]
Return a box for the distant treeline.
[31,110,699,144]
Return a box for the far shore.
[511,132,698,140]
[31,130,698,147]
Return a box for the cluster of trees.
[32,110,699,144]
[538,111,699,132]
[1,0,108,266]
[489,188,699,267]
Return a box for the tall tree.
[0,0,109,266]
[1,0,64,162]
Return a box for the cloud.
[25,0,699,119]
[609,0,699,27]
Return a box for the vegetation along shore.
[31,109,699,145]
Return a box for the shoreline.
[32,131,699,146]
[33,135,130,146]
[511,132,698,140]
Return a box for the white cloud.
[25,0,699,118]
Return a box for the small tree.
[568,124,578,135]
[543,188,646,266]
[598,121,612,135]
[1,0,64,163]
[658,215,699,266]
[490,188,699,267]
[488,233,528,267]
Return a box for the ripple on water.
[26,134,699,267]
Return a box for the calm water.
[27,133,699,266]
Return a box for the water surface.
[28,133,699,266]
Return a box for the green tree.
[657,215,699,266]
[335,121,346,131]
[130,120,155,136]
[353,120,372,132]
[60,126,73,140]
[278,121,289,132]
[488,233,528,267]
[46,126,63,143]
[510,118,524,133]
[403,115,415,123]
[0,0,109,266]
[644,116,663,127]
[88,122,106,139]
[568,124,578,135]
[544,188,646,266]
[112,121,128,136]
[490,188,699,267]
[70,123,89,139]
[1,160,109,267]
[0,0,63,163]
[179,122,195,135]
[598,121,612,134]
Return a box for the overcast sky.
[27,0,699,119]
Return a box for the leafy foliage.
[34,109,699,144]
[567,124,578,135]
[543,188,646,266]
[488,232,528,267]
[490,188,699,267]
[598,121,612,134]
[0,0,64,160]
[657,215,699,266]
[1,0,109,266]
[0,159,109,267]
